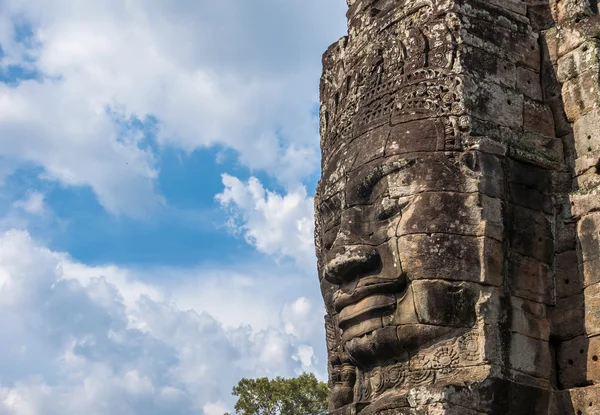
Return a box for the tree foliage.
[226,373,328,415]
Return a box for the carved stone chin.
[317,0,600,413]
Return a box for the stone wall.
[315,0,600,413]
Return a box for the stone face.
[316,0,600,413]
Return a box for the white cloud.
[12,192,45,214]
[163,267,319,333]
[216,175,316,268]
[0,1,341,411]
[0,229,326,414]
[203,401,229,415]
[0,0,346,216]
[282,297,319,339]
[294,345,316,370]
[58,261,164,312]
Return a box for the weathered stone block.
[509,252,555,304]
[398,234,503,286]
[542,27,560,65]
[472,152,506,199]
[575,168,600,189]
[478,0,528,16]
[381,154,495,198]
[447,375,556,414]
[557,334,600,388]
[563,384,600,415]
[508,205,554,265]
[463,136,507,158]
[511,297,550,340]
[508,159,553,213]
[398,192,503,239]
[513,294,547,318]
[585,283,600,336]
[541,47,562,100]
[571,191,600,217]
[464,77,524,129]
[350,127,388,169]
[386,120,449,155]
[509,333,552,378]
[466,117,519,144]
[524,99,556,138]
[573,110,600,158]
[578,212,600,264]
[557,335,589,388]
[507,123,565,169]
[556,16,600,58]
[554,171,575,195]
[458,45,516,88]
[583,258,600,287]
[562,68,600,121]
[517,66,543,101]
[575,154,600,176]
[457,11,540,70]
[556,220,577,253]
[321,148,357,197]
[556,251,583,298]
[412,280,479,328]
[558,39,600,83]
[528,2,556,31]
[550,294,585,341]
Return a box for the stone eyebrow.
[353,159,415,199]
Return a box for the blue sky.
[0,1,346,414]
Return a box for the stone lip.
[335,276,408,343]
[338,293,396,326]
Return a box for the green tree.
[226,373,328,415]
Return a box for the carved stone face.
[316,7,502,409]
[318,0,590,413]
[317,141,488,372]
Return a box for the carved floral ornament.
[351,331,482,402]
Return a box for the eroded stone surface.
[316,0,600,413]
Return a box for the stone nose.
[324,245,382,285]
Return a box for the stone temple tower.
[315,0,600,413]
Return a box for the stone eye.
[355,167,384,199]
[376,197,400,221]
[319,196,342,223]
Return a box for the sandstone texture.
[315,0,600,413]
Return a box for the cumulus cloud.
[0,230,325,414]
[0,0,346,216]
[163,267,319,333]
[0,1,340,412]
[216,175,316,268]
[281,297,319,339]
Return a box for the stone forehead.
[320,4,462,161]
[318,150,497,202]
